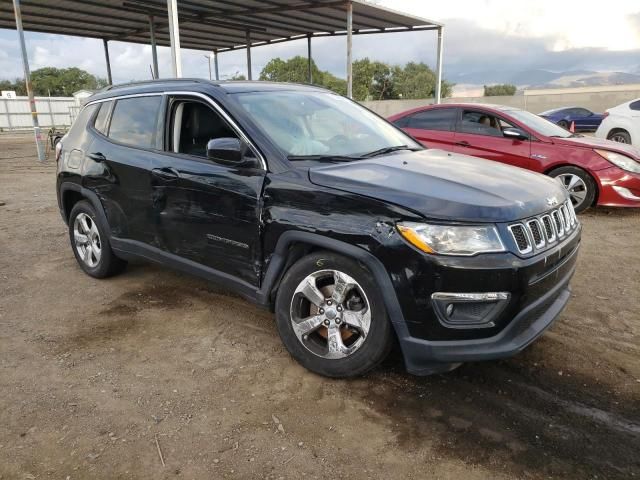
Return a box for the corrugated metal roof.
[0,0,442,52]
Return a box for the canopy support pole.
[167,0,182,77]
[346,1,353,98]
[246,31,252,80]
[12,0,44,162]
[434,26,444,104]
[149,15,159,79]
[213,49,219,81]
[307,34,312,84]
[102,39,112,85]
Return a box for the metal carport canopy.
[2,0,444,161]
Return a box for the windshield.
[233,90,420,158]
[507,109,573,138]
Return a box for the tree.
[228,71,247,80]
[29,67,107,96]
[256,57,453,101]
[352,58,397,101]
[394,62,454,100]
[259,56,322,84]
[1,68,106,96]
[0,78,26,95]
[484,84,517,96]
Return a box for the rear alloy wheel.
[68,200,126,278]
[557,120,570,130]
[549,166,596,213]
[608,130,631,144]
[275,252,392,378]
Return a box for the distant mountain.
[449,69,640,90]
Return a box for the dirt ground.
[1,133,639,480]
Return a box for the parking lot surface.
[1,134,639,479]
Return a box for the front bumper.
[596,166,640,207]
[399,261,574,375]
[385,226,580,376]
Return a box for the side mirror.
[207,137,243,164]
[503,127,528,141]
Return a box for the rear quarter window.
[68,104,98,135]
[630,100,640,111]
[93,101,113,135]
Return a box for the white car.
[595,98,640,145]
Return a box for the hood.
[308,149,567,223]
[552,135,640,159]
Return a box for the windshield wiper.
[359,145,419,158]
[287,154,360,162]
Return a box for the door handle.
[455,141,470,147]
[151,167,180,183]
[88,152,106,162]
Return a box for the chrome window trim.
[86,91,267,171]
[166,90,267,171]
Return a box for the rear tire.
[607,130,631,144]
[548,166,597,213]
[275,251,393,378]
[68,200,126,278]
[557,120,570,130]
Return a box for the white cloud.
[0,0,639,85]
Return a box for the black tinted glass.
[406,108,456,131]
[630,100,640,111]
[93,101,112,134]
[108,96,162,148]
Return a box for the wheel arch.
[258,231,411,337]
[59,183,112,236]
[606,127,631,141]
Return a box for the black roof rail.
[102,78,216,92]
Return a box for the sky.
[0,0,639,87]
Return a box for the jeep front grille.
[508,200,578,254]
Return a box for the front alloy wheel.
[556,173,587,209]
[290,269,371,360]
[549,166,597,213]
[275,252,392,378]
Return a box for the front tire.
[275,251,393,378]
[548,166,596,213]
[68,200,126,278]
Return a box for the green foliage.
[259,56,322,84]
[0,67,106,96]
[229,71,247,81]
[256,57,453,101]
[394,62,453,100]
[0,78,26,96]
[483,84,517,96]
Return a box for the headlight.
[595,149,640,174]
[397,222,505,256]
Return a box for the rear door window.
[108,96,163,149]
[405,108,457,131]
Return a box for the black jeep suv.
[56,80,580,377]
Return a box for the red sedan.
[388,103,640,212]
